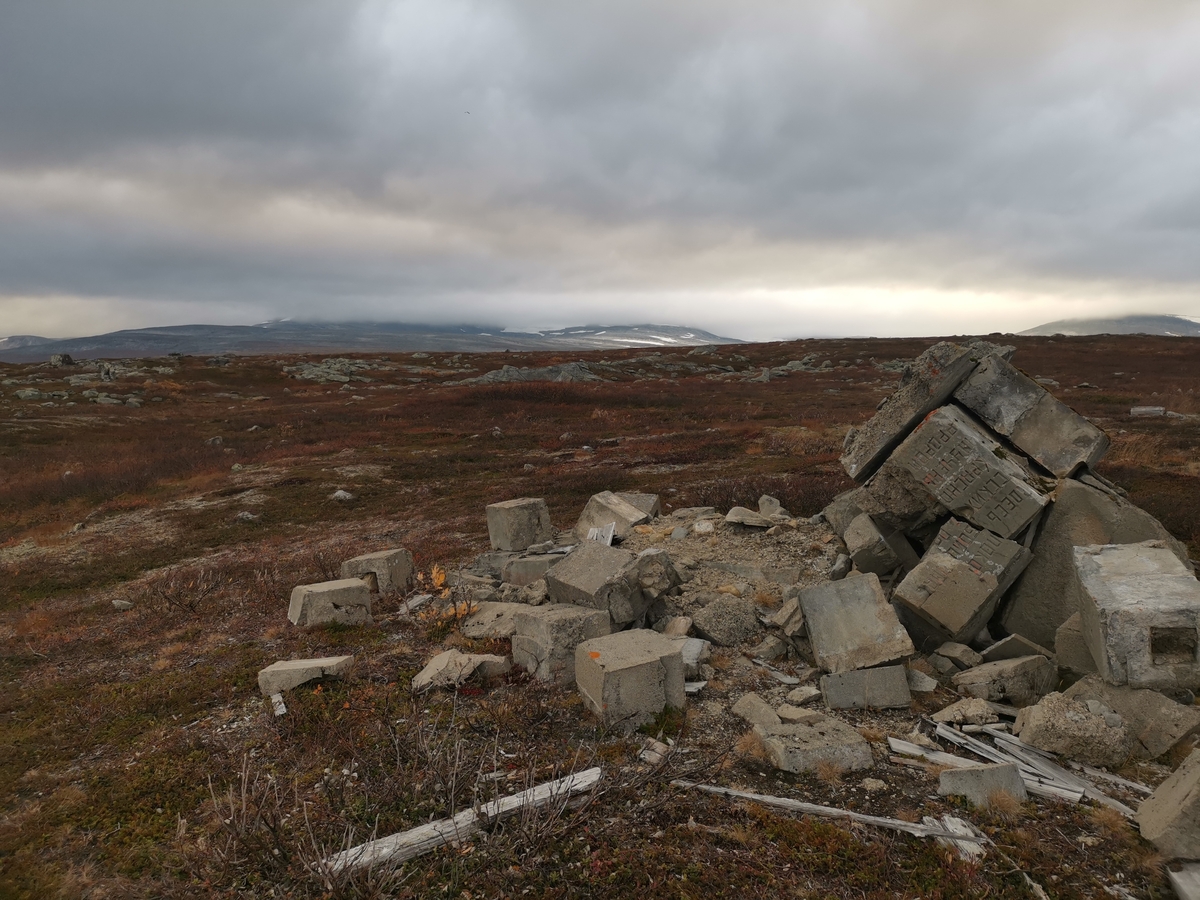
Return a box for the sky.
[2,1,1199,342]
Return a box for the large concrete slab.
[1072,541,1200,692]
[340,548,413,593]
[575,630,685,730]
[1136,748,1200,859]
[486,498,553,551]
[575,491,651,542]
[754,718,875,774]
[798,573,915,674]
[893,518,1032,643]
[954,354,1109,478]
[820,665,912,709]
[1001,479,1191,649]
[258,656,353,696]
[840,341,984,482]
[288,579,372,627]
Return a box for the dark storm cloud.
[1,1,1199,338]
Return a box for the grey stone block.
[725,506,774,528]
[288,579,372,626]
[692,596,761,647]
[1170,865,1200,900]
[769,596,805,637]
[543,541,646,626]
[822,487,866,538]
[799,573,914,674]
[980,634,1053,663]
[575,630,685,730]
[615,492,662,518]
[894,519,1032,642]
[1073,541,1200,692]
[486,498,553,551]
[340,548,413,593]
[1136,748,1200,859]
[932,698,999,725]
[1065,675,1200,760]
[258,656,353,696]
[732,692,781,728]
[935,642,984,669]
[952,655,1057,707]
[1002,479,1191,649]
[755,717,875,774]
[501,554,559,587]
[1013,691,1134,768]
[954,354,1109,477]
[844,513,920,575]
[668,636,711,678]
[841,341,983,482]
[512,604,610,682]
[820,665,912,709]
[575,491,651,541]
[938,763,1027,809]
[778,704,826,724]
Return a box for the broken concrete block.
[615,492,662,518]
[461,602,528,639]
[841,341,983,482]
[1013,691,1134,768]
[906,668,940,692]
[894,519,1033,643]
[575,491,651,541]
[725,506,774,528]
[1072,540,1200,692]
[938,763,1027,809]
[511,604,611,683]
[1002,479,1192,649]
[543,541,645,626]
[800,573,914,673]
[860,406,1050,539]
[258,656,353,696]
[692,596,761,647]
[630,548,682,602]
[1054,613,1098,677]
[751,634,789,661]
[952,655,1057,707]
[953,353,1109,477]
[844,513,920,575]
[1169,865,1200,900]
[412,650,511,692]
[778,704,825,724]
[1064,675,1200,760]
[758,495,785,517]
[733,692,782,728]
[662,616,692,637]
[822,487,866,538]
[754,718,875,773]
[769,597,805,637]
[820,665,912,709]
[486,498,553,551]
[935,642,984,670]
[1136,749,1200,858]
[787,685,822,705]
[501,554,559,587]
[340,548,414,593]
[669,636,711,678]
[980,634,1053,663]
[575,630,685,730]
[932,698,999,725]
[288,579,372,626]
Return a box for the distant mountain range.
[0,322,742,363]
[1020,314,1200,337]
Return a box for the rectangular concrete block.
[543,541,647,626]
[951,655,1057,707]
[820,665,912,709]
[575,491,651,541]
[461,601,528,639]
[1136,748,1200,859]
[894,518,1032,643]
[1073,541,1200,692]
[501,554,559,587]
[938,763,1027,809]
[486,498,553,551]
[288,579,372,626]
[258,656,353,696]
[799,573,915,673]
[615,492,662,518]
[513,604,612,681]
[954,354,1109,478]
[755,718,875,774]
[340,548,413,593]
[841,341,983,482]
[575,630,685,730]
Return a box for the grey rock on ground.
[691,596,761,647]
[952,655,1057,708]
[1013,691,1135,768]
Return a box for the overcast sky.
[2,1,1199,341]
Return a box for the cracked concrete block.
[575,630,685,730]
[1055,613,1098,677]
[844,513,921,575]
[769,596,805,637]
[669,636,711,678]
[288,579,372,626]
[1073,541,1200,692]
[820,665,912,710]
[954,353,1109,478]
[1013,691,1134,767]
[575,491,651,541]
[1064,675,1200,760]
[841,341,984,482]
[1001,479,1191,649]
[934,642,983,670]
[486,498,554,551]
[939,763,1027,809]
[951,655,1057,707]
[543,541,647,626]
[501,554,559,587]
[894,519,1032,643]
[258,656,353,696]
[1136,749,1200,859]
[511,604,611,683]
[799,573,914,673]
[733,692,782,728]
[340,548,413,593]
[755,718,875,774]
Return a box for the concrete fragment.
[575,630,685,730]
[1073,540,1200,691]
[340,548,413,593]
[822,488,866,538]
[258,656,353,696]
[1137,749,1200,859]
[692,596,761,647]
[935,642,983,669]
[844,513,920,575]
[754,718,875,773]
[486,498,553,551]
[543,541,645,625]
[751,634,789,661]
[906,668,940,692]
[769,597,805,637]
[1013,691,1134,767]
[820,665,912,709]
[412,650,511,692]
[1131,406,1166,418]
[1002,479,1192,648]
[112,599,134,611]
[952,655,1057,707]
[938,763,1027,809]
[1169,865,1200,900]
[787,685,822,705]
[829,554,852,580]
[725,506,774,528]
[511,604,611,683]
[895,522,1030,643]
[799,573,914,673]
[954,354,1109,477]
[461,602,528,639]
[288,579,373,627]
[841,341,983,481]
[1054,613,1098,677]
[615,492,662,518]
[693,520,715,535]
[733,692,782,728]
[1064,675,1200,760]
[758,495,785,517]
[501,555,558,587]
[980,634,1053,663]
[778,704,826,724]
[575,491,651,541]
[932,698,999,725]
[669,636,711,679]
[662,616,692,637]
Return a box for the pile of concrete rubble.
[257,340,1200,888]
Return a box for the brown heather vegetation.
[1,334,1198,898]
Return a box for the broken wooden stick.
[323,766,602,873]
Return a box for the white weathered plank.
[922,814,986,859]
